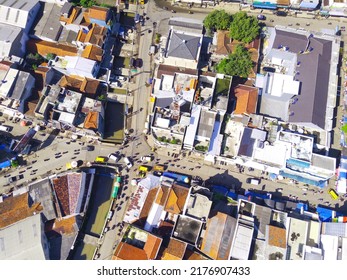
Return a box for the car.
[276,11,287,17]
[171,9,176,13]
[246,178,261,185]
[82,145,94,151]
[8,174,24,183]
[141,155,152,162]
[263,66,276,73]
[328,188,339,200]
[257,14,266,20]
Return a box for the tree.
[216,45,253,78]
[229,12,260,44]
[46,53,56,61]
[72,0,96,8]
[203,10,232,32]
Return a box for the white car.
[124,157,133,169]
[141,155,152,162]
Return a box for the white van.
[108,153,120,162]
[0,125,10,132]
[124,157,133,169]
[107,210,114,220]
[246,178,261,185]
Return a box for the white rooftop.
[0,214,48,260]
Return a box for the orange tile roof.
[79,24,106,47]
[184,248,209,260]
[155,185,170,206]
[143,234,162,260]
[161,238,187,260]
[113,242,149,260]
[233,85,258,115]
[60,75,100,95]
[81,44,103,62]
[85,6,108,21]
[139,187,159,221]
[27,40,78,57]
[45,216,78,236]
[216,30,232,56]
[0,193,42,229]
[268,225,287,248]
[164,184,189,214]
[84,111,99,129]
[60,7,80,25]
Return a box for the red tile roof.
[164,184,189,214]
[113,242,149,260]
[161,238,187,260]
[84,111,99,129]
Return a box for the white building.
[0,214,50,260]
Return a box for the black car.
[82,145,94,151]
[8,174,24,183]
[276,11,287,17]
[263,66,276,73]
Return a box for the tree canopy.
[203,10,232,31]
[216,45,253,78]
[72,0,96,8]
[229,12,260,44]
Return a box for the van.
[95,156,106,163]
[124,157,133,168]
[108,153,120,162]
[328,188,339,200]
[246,178,261,185]
[0,125,10,132]
[141,155,152,162]
[107,210,114,220]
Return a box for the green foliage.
[72,0,96,7]
[10,160,19,168]
[97,94,106,101]
[203,9,232,31]
[229,12,260,44]
[195,145,208,152]
[155,33,161,44]
[32,64,38,71]
[342,124,347,134]
[170,138,180,145]
[216,45,253,78]
[46,53,56,61]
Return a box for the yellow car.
[328,188,339,200]
[95,156,106,163]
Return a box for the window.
[15,10,20,23]
[32,224,37,237]
[5,8,10,21]
[18,230,23,244]
[0,237,4,252]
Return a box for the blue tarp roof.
[287,158,311,168]
[296,202,308,211]
[227,191,238,200]
[279,171,326,188]
[162,172,190,184]
[0,160,11,169]
[253,2,277,9]
[316,206,334,222]
[300,2,319,9]
[245,190,271,199]
[211,185,228,196]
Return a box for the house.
[53,56,99,79]
[172,214,203,246]
[265,225,287,260]
[0,0,40,33]
[232,85,258,116]
[51,172,92,218]
[259,26,340,132]
[113,225,162,260]
[200,212,237,260]
[160,237,187,260]
[0,67,18,98]
[321,0,347,17]
[184,190,212,221]
[45,215,82,260]
[59,75,103,97]
[0,214,50,260]
[0,24,24,60]
[163,28,203,69]
[30,2,63,42]
[79,97,105,138]
[286,217,309,260]
[0,192,49,260]
[10,71,35,113]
